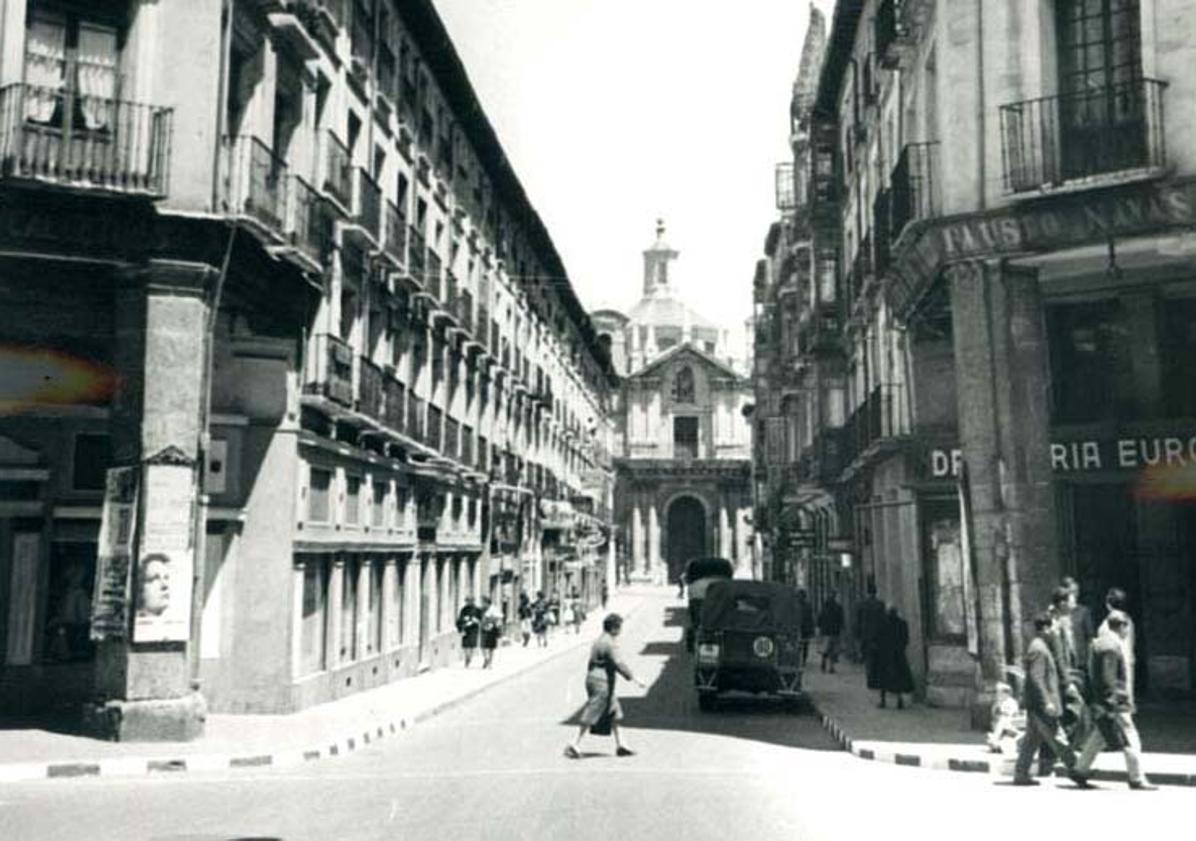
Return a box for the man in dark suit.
[1013,612,1079,786]
[1062,576,1095,675]
[856,582,886,691]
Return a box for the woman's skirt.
[579,672,623,726]
[481,627,500,649]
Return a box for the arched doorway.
[666,495,707,583]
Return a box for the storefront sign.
[133,463,195,643]
[928,433,1196,478]
[90,466,139,641]
[891,178,1196,316]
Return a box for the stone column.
[630,492,644,575]
[719,502,731,559]
[88,262,215,741]
[648,500,661,583]
[950,260,1059,725]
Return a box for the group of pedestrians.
[454,595,503,669]
[459,581,611,666]
[854,582,915,709]
[1012,579,1155,790]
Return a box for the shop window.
[308,468,332,522]
[72,432,111,491]
[42,541,97,663]
[345,474,361,525]
[300,557,328,675]
[1047,299,1132,424]
[340,557,359,663]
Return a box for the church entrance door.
[665,496,706,584]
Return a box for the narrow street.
[1,591,1186,841]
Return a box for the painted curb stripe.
[895,753,921,766]
[147,759,186,773]
[46,763,99,778]
[229,755,272,768]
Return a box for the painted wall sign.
[133,463,196,643]
[890,178,1196,316]
[928,433,1196,478]
[90,466,140,641]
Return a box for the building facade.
[595,223,753,585]
[0,0,614,738]
[761,0,1196,714]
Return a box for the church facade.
[592,225,753,584]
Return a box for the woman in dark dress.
[565,613,645,758]
[455,596,481,668]
[877,606,915,709]
[479,596,502,668]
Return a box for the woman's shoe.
[563,745,581,759]
[616,746,635,757]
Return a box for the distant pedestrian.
[568,589,583,634]
[796,589,814,667]
[455,596,481,668]
[518,592,533,647]
[1070,611,1156,790]
[856,582,886,690]
[601,580,609,610]
[677,576,686,599]
[531,591,550,647]
[549,591,562,628]
[1013,611,1079,785]
[480,596,502,668]
[876,606,914,709]
[1062,576,1095,673]
[564,613,645,759]
[817,592,845,673]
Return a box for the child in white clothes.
[986,682,1023,754]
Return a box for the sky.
[431,0,824,348]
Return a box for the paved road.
[0,591,1186,840]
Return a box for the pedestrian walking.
[796,589,814,667]
[564,613,645,759]
[531,591,550,648]
[817,592,845,673]
[876,606,914,709]
[856,582,886,690]
[1012,611,1080,785]
[1062,576,1095,673]
[518,592,533,647]
[479,596,502,668]
[1098,587,1136,705]
[1045,586,1088,752]
[568,589,583,634]
[1069,611,1156,790]
[455,596,482,668]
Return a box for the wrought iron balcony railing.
[0,82,172,197]
[305,333,353,406]
[383,200,407,265]
[1000,79,1167,194]
[320,128,352,210]
[426,250,443,302]
[843,383,906,467]
[384,377,405,435]
[357,356,384,420]
[889,141,939,244]
[289,174,332,265]
[223,135,288,235]
[408,226,426,286]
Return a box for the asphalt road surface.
[0,590,1186,841]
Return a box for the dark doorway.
[666,496,706,584]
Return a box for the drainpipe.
[211,0,233,211]
[975,0,986,210]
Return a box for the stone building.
[0,0,614,738]
[767,0,1196,713]
[594,223,752,585]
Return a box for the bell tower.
[642,219,678,297]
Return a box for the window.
[395,485,409,526]
[345,475,361,525]
[674,416,699,459]
[366,561,382,655]
[672,365,696,404]
[300,557,329,675]
[72,433,111,491]
[25,10,122,131]
[308,468,332,522]
[340,556,359,663]
[372,480,387,527]
[389,558,405,648]
[1047,299,1132,423]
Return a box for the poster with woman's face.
[132,463,195,643]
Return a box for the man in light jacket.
[1012,611,1079,786]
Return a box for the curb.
[810,701,1196,788]
[0,596,645,785]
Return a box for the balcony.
[289,0,342,53]
[458,289,475,335]
[223,135,288,237]
[461,426,474,469]
[347,167,381,245]
[476,305,491,348]
[425,250,443,302]
[889,141,939,245]
[407,393,425,444]
[382,200,407,266]
[0,83,172,198]
[288,174,332,267]
[1000,79,1167,195]
[875,0,914,69]
[384,377,405,434]
[305,333,353,406]
[843,383,907,469]
[795,427,847,488]
[357,356,384,420]
[426,404,443,452]
[407,226,426,287]
[320,129,352,211]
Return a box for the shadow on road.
[561,606,840,752]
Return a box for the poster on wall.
[133,462,196,643]
[90,466,139,641]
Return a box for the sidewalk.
[0,591,646,783]
[805,659,1196,788]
